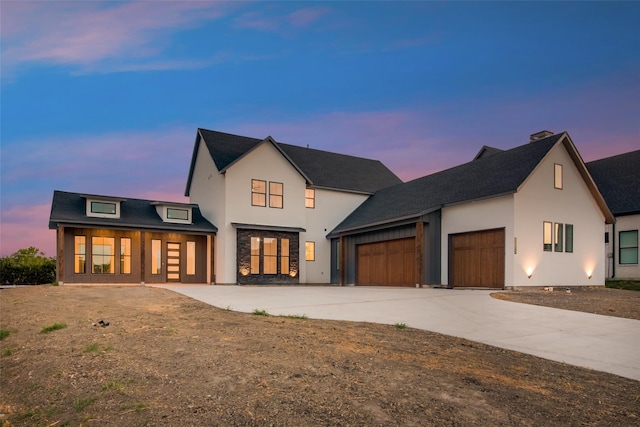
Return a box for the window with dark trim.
[269,182,283,208]
[565,224,574,253]
[281,239,290,275]
[305,241,315,261]
[91,201,116,215]
[120,238,131,274]
[187,241,196,275]
[251,180,266,207]
[92,237,115,273]
[554,164,563,189]
[74,236,86,274]
[543,222,552,251]
[251,237,260,274]
[167,208,189,220]
[263,238,277,274]
[554,223,564,252]
[620,230,638,265]
[305,188,315,208]
[151,240,162,275]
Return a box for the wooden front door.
[449,228,505,288]
[357,238,415,286]
[166,242,181,282]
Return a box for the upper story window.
[554,164,563,189]
[620,230,638,265]
[167,208,189,220]
[305,188,315,208]
[269,182,283,208]
[86,198,121,219]
[252,179,267,207]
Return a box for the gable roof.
[473,145,504,161]
[185,128,402,196]
[331,132,614,236]
[49,190,217,233]
[587,150,640,216]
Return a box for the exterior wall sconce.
[525,267,533,279]
[587,272,593,279]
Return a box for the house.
[184,129,402,285]
[587,150,640,280]
[49,128,617,288]
[48,191,217,285]
[329,130,614,288]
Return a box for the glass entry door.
[167,242,181,282]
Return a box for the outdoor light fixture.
[525,267,533,279]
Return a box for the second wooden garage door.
[357,238,415,286]
[449,228,505,288]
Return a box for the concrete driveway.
[156,285,640,381]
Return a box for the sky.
[1,1,639,257]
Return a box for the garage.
[449,228,505,288]
[357,237,415,286]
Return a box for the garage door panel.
[357,237,415,286]
[450,229,504,288]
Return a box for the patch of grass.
[284,314,308,319]
[2,347,12,357]
[74,396,97,412]
[394,322,407,330]
[135,402,146,412]
[0,329,11,341]
[252,309,270,316]
[85,342,101,352]
[40,322,67,334]
[606,279,640,291]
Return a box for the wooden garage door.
[449,228,505,288]
[357,238,415,286]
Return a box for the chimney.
[530,130,554,142]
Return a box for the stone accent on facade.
[236,229,300,285]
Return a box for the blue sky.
[1,1,639,256]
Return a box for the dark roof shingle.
[332,133,565,234]
[49,190,217,233]
[587,150,640,216]
[192,129,402,194]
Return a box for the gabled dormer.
[151,202,195,225]
[84,195,125,219]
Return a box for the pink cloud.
[0,204,55,257]
[1,1,237,73]
[287,7,329,28]
[235,6,330,33]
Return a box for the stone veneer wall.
[236,229,300,285]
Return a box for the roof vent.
[530,130,554,142]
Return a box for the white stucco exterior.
[605,214,640,280]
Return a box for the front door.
[167,242,181,282]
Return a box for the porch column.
[57,225,64,285]
[415,221,424,286]
[140,231,146,285]
[206,234,213,285]
[339,236,345,286]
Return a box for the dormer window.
[167,208,189,221]
[86,197,122,219]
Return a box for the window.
[565,224,574,253]
[167,208,189,220]
[92,237,114,273]
[543,222,552,251]
[305,241,315,261]
[269,182,283,208]
[281,239,290,275]
[120,238,131,274]
[187,241,196,275]
[620,230,638,264]
[605,232,610,244]
[305,188,315,208]
[263,238,277,274]
[554,223,563,252]
[251,180,266,207]
[74,236,86,274]
[554,164,563,189]
[151,239,162,275]
[91,201,116,215]
[251,237,260,274]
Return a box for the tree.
[0,247,56,285]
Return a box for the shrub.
[0,247,56,285]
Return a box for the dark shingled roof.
[49,190,217,233]
[473,145,504,161]
[189,129,402,195]
[331,133,566,234]
[587,150,640,216]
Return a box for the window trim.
[280,238,290,275]
[91,236,115,274]
[554,163,563,190]
[619,230,639,265]
[554,222,564,252]
[305,188,315,209]
[269,182,284,209]
[74,236,86,274]
[120,237,131,274]
[543,221,552,252]
[151,239,162,275]
[565,224,574,253]
[251,179,267,207]
[305,241,316,261]
[167,207,189,220]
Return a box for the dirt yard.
[1,286,639,427]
